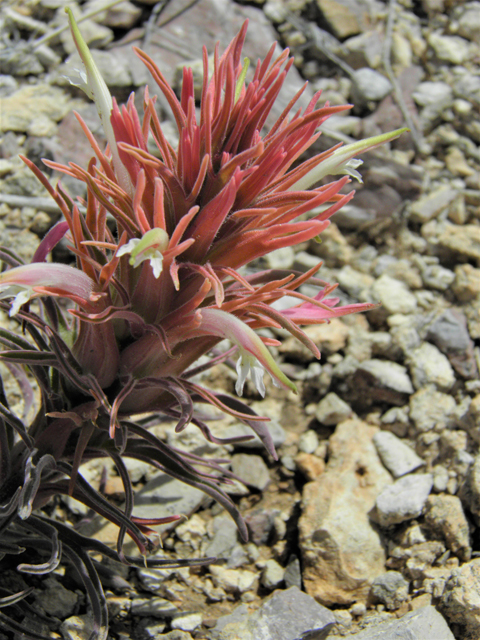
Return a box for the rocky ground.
[1,0,480,638]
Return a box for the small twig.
[383,0,425,154]
[31,0,127,51]
[0,194,85,215]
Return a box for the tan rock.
[443,558,480,636]
[453,264,480,302]
[298,419,392,606]
[437,223,480,266]
[295,452,325,481]
[425,494,471,561]
[316,0,361,39]
[1,84,71,133]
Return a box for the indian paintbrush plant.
[0,11,406,639]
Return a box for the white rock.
[373,431,424,478]
[428,32,471,64]
[372,275,417,315]
[375,474,433,526]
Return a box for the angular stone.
[428,32,471,64]
[343,606,454,639]
[373,430,424,478]
[407,342,455,391]
[299,419,392,605]
[316,0,362,39]
[261,559,285,590]
[409,187,460,223]
[315,392,352,426]
[425,494,471,561]
[131,597,179,618]
[372,275,417,315]
[1,84,71,133]
[209,565,257,594]
[370,571,410,610]
[443,559,480,637]
[437,223,480,265]
[352,359,414,406]
[409,387,456,433]
[375,473,433,526]
[231,454,270,491]
[210,586,335,640]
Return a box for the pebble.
[443,558,480,637]
[407,342,456,391]
[428,32,471,64]
[373,430,424,478]
[344,606,454,639]
[171,613,202,632]
[261,559,285,589]
[209,565,257,594]
[315,391,352,425]
[437,223,480,264]
[409,386,456,432]
[60,615,95,640]
[370,571,410,610]
[130,597,179,618]
[34,577,78,618]
[352,359,414,406]
[210,586,335,640]
[409,186,460,223]
[231,453,270,491]
[425,494,471,561]
[1,84,71,133]
[375,473,433,526]
[284,555,302,590]
[351,68,393,103]
[371,275,418,315]
[298,429,320,454]
[135,617,166,638]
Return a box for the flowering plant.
[0,12,405,639]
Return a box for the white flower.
[116,228,169,279]
[235,350,280,398]
[0,286,33,317]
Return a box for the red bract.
[0,18,408,638]
[14,20,383,420]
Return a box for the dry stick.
[382,0,425,154]
[31,0,128,50]
[0,194,85,215]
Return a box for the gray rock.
[370,571,410,610]
[421,264,455,291]
[352,359,414,406]
[261,559,285,590]
[60,616,95,640]
[443,558,480,637]
[131,471,211,539]
[60,48,133,88]
[409,186,460,224]
[231,454,270,491]
[284,555,302,589]
[1,84,71,133]
[412,81,454,129]
[373,431,424,478]
[375,473,433,526]
[208,565,257,594]
[204,514,239,560]
[428,32,471,64]
[35,577,78,618]
[372,275,417,315]
[426,309,478,379]
[315,392,353,426]
[135,617,167,639]
[409,387,456,433]
[210,586,335,639]
[351,68,393,103]
[84,0,142,28]
[457,2,480,41]
[136,568,176,593]
[342,605,454,639]
[156,633,193,640]
[299,430,320,454]
[171,613,202,632]
[407,342,455,391]
[299,420,392,605]
[131,597,179,618]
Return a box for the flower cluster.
[0,12,405,639]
